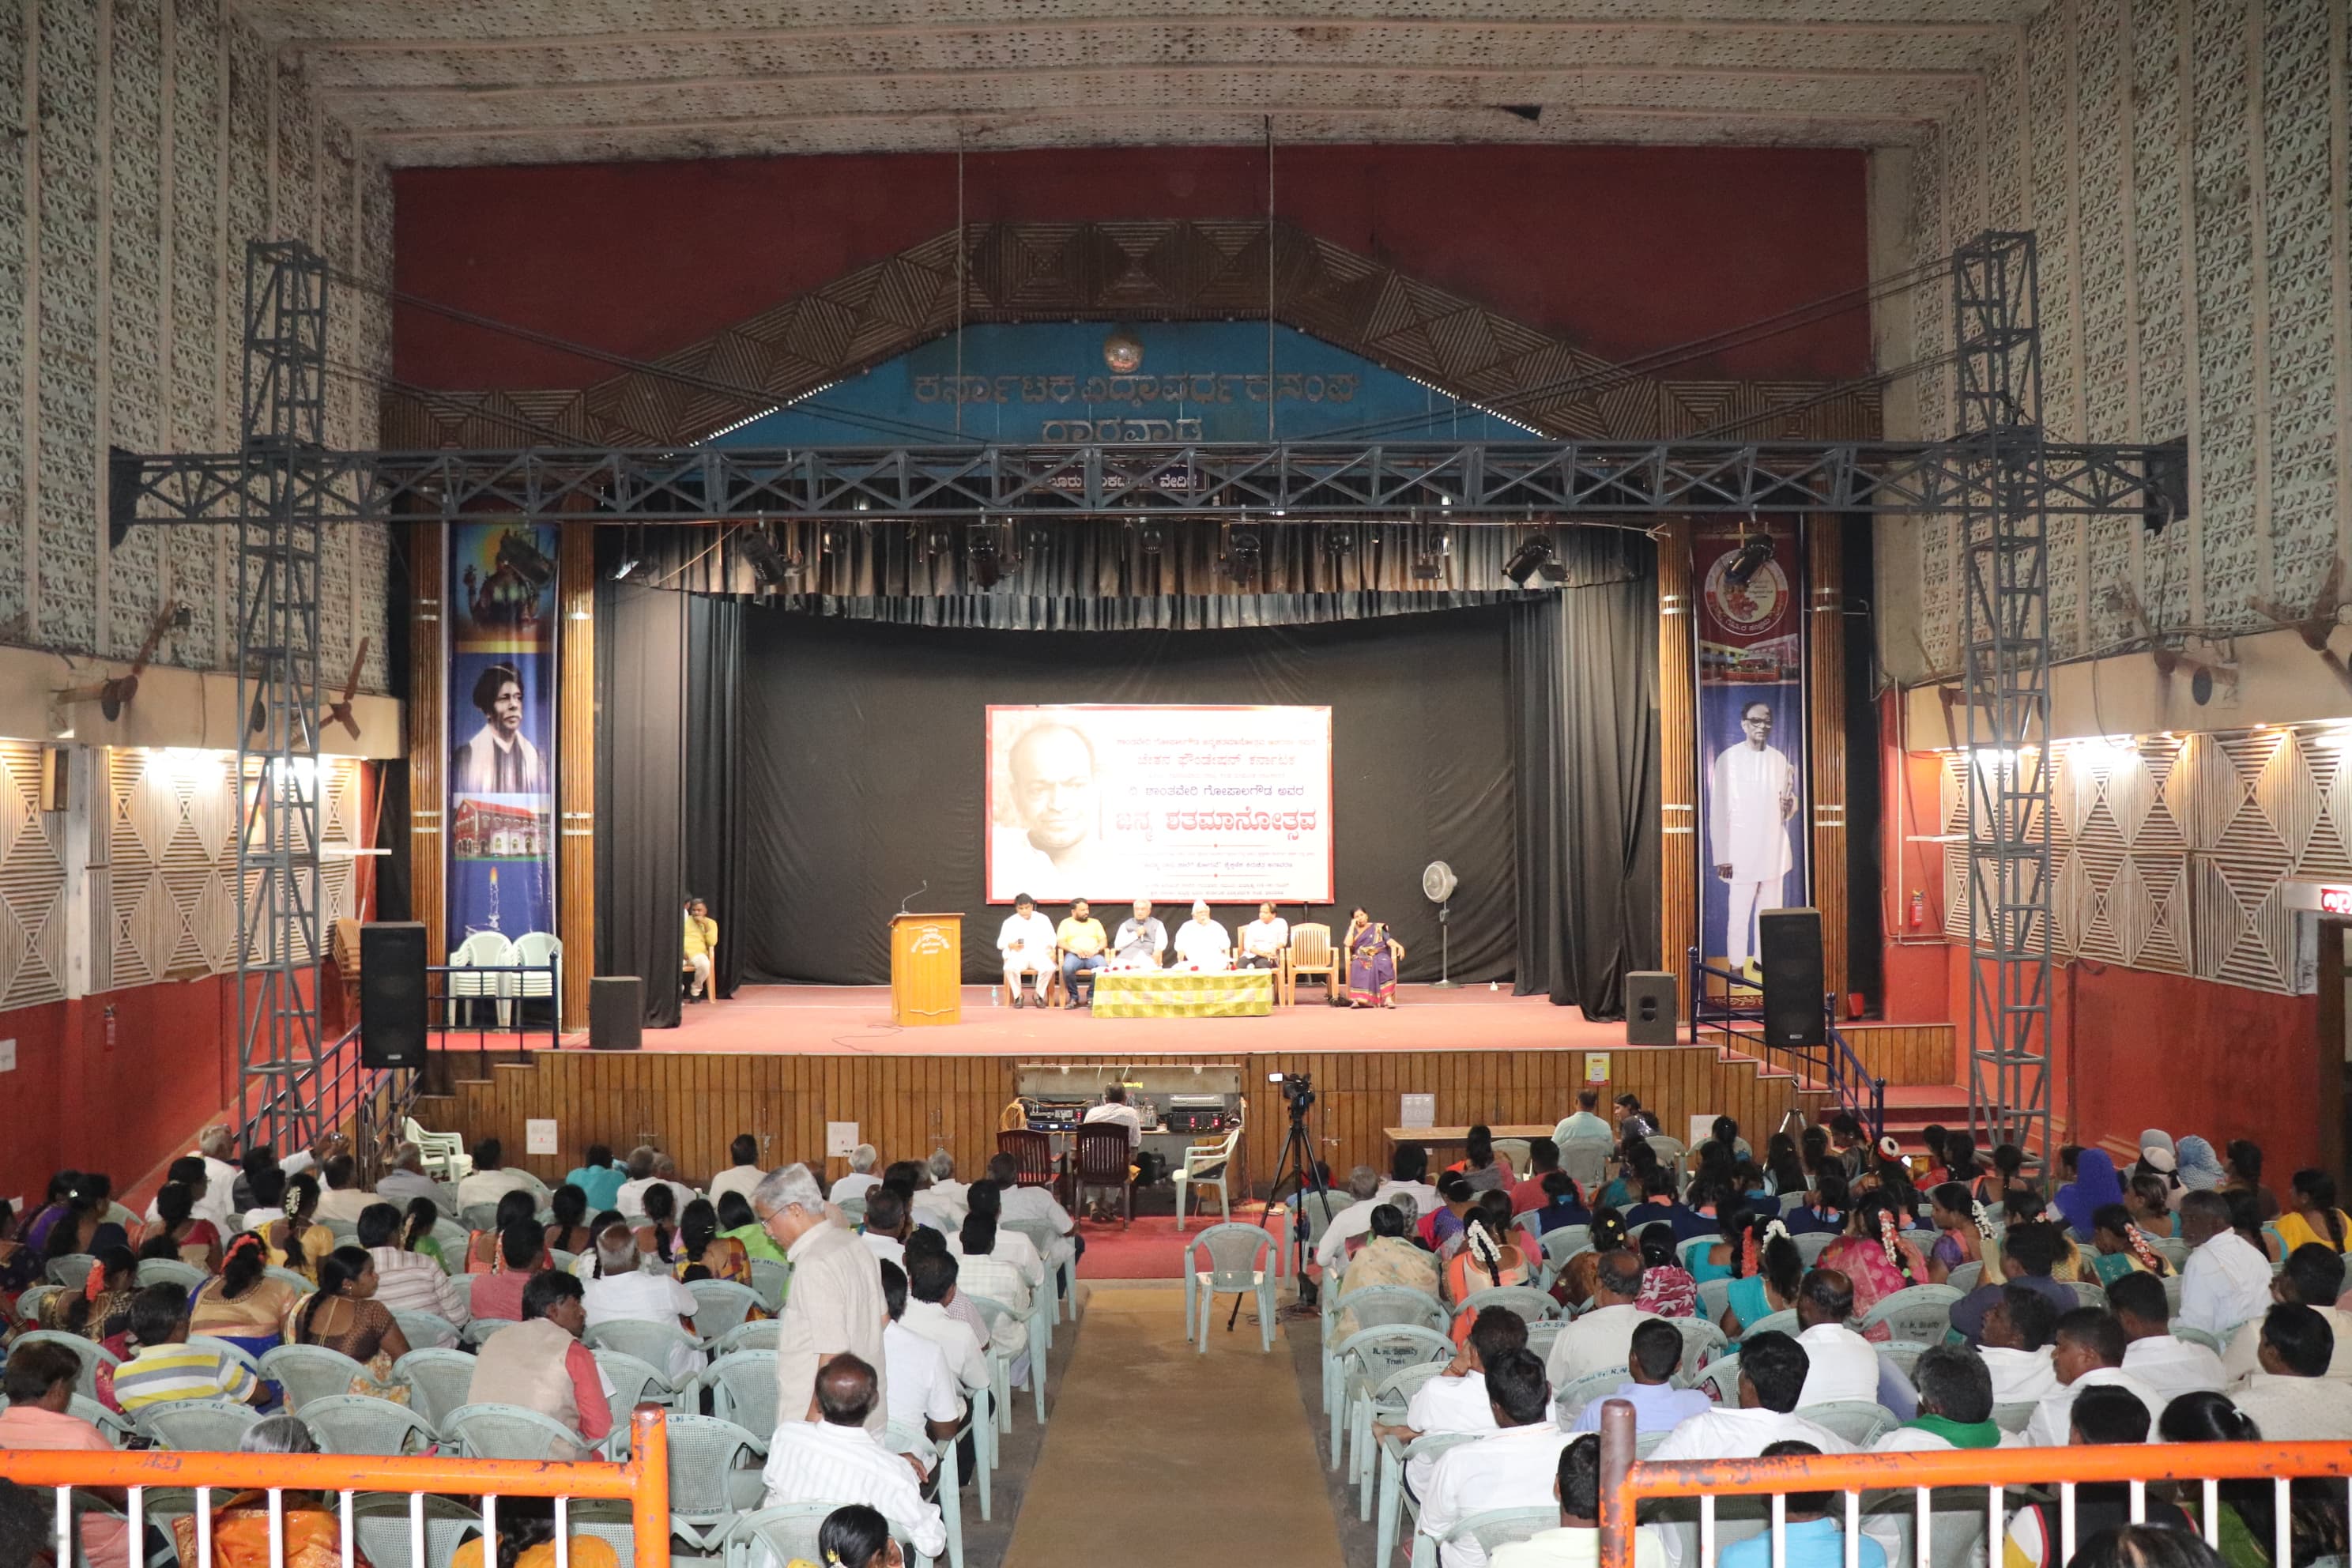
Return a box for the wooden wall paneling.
[1657,520,1698,1012]
[556,521,595,1032]
[1807,514,1851,1005]
[406,524,446,965]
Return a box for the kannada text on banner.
[986,704,1333,905]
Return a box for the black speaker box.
[590,976,643,1051]
[1623,971,1678,1045]
[1758,907,1826,1049]
[359,922,428,1069]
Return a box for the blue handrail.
[1686,947,1884,1141]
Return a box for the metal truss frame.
[126,232,2094,1148]
[233,241,332,1155]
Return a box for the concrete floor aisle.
[1002,1286,1347,1568]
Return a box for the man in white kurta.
[1172,901,1232,970]
[1708,699,1797,974]
[995,894,1060,1005]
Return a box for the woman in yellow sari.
[187,1236,304,1358]
[1332,1200,1440,1337]
[171,1417,376,1568]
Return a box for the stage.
[551,982,1623,1056]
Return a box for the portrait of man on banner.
[447,521,561,948]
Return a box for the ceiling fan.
[324,638,370,741]
[2251,557,2352,699]
[2105,583,2239,705]
[53,601,183,721]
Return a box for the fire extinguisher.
[1908,890,1926,931]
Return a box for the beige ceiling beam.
[277,14,2020,55]
[363,100,1935,145]
[322,60,1980,103]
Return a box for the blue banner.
[447,522,560,954]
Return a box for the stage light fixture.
[968,522,1003,589]
[1502,536,1553,586]
[1140,524,1165,556]
[1326,526,1355,555]
[1223,526,1263,582]
[739,524,794,588]
[1724,536,1774,586]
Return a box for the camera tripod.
[1226,1090,1332,1329]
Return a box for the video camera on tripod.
[1267,1070,1314,1119]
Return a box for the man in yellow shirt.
[682,897,719,1003]
[1055,897,1109,1009]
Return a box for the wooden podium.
[890,913,963,1027]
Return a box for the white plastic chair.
[47,1253,98,1289]
[261,1344,371,1413]
[584,1317,702,1383]
[1798,1398,1899,1446]
[963,1293,1036,1429]
[1555,1364,1632,1420]
[1377,1429,1485,1567]
[302,1393,438,1456]
[6,1332,116,1400]
[137,1258,208,1291]
[391,1310,460,1351]
[1412,1505,1559,1568]
[592,1348,677,1427]
[1325,1324,1454,1464]
[1697,1276,1735,1324]
[1182,1223,1276,1353]
[511,930,564,1031]
[699,1349,779,1434]
[447,930,518,1027]
[1860,1283,1962,1344]
[443,1401,588,1461]
[1170,1121,1244,1231]
[748,1257,790,1313]
[349,1494,484,1568]
[716,1317,781,1355]
[141,1397,264,1451]
[1991,1400,2037,1434]
[662,1412,771,1551]
[405,1118,475,1183]
[1740,1307,1800,1340]
[888,1421,965,1568]
[713,1504,930,1568]
[684,1277,760,1338]
[1793,1232,1838,1265]
[1348,1362,1446,1511]
[1694,1353,1743,1404]
[1947,1260,1984,1294]
[1001,1218,1076,1322]
[1668,1314,1730,1372]
[391,1348,477,1429]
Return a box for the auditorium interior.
[6,0,2352,1564]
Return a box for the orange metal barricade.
[0,1401,672,1568]
[1594,1400,2352,1568]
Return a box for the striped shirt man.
[114,1340,258,1414]
[367,1246,473,1327]
[760,1419,947,1561]
[947,1249,1031,1361]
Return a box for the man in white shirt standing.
[2108,1271,2227,1404]
[759,1163,889,1436]
[1707,698,1798,980]
[1646,1332,1855,1461]
[2177,1189,2274,1338]
[760,1355,947,1562]
[580,1224,703,1382]
[2021,1307,2163,1447]
[706,1136,767,1214]
[1417,1348,1574,1568]
[996,893,1059,1007]
[1170,899,1232,970]
[1238,903,1288,970]
[1544,1251,1655,1389]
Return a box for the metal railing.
[1594,1402,2352,1568]
[1687,947,1884,1141]
[2,1404,671,1568]
[432,960,564,1051]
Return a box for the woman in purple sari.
[1345,907,1402,1008]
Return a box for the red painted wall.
[392,144,1872,390]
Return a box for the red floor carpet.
[549,982,1620,1056]
[1072,1201,1324,1280]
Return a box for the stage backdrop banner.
[985,703,1332,905]
[1693,518,1808,978]
[447,522,560,953]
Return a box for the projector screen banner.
[986,703,1333,905]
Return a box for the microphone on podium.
[897,880,928,916]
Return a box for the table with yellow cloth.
[1089,967,1274,1018]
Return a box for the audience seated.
[1506,1140,1564,1216]
[707,1134,767,1212]
[1551,1088,1614,1151]
[946,1205,1034,1378]
[563,1144,628,1213]
[2228,1302,2352,1439]
[862,1188,913,1268]
[1632,1228,1698,1319]
[140,1170,224,1272]
[374,1142,448,1215]
[37,1246,138,1343]
[1646,1332,1855,1460]
[187,1234,300,1356]
[469,1270,612,1460]
[1384,1307,1518,1482]
[0,1341,126,1565]
[1418,1348,1574,1568]
[952,1182,1046,1293]
[359,1201,471,1326]
[312,1154,374,1224]
[581,1223,703,1381]
[2177,1189,2274,1338]
[1312,1166,1388,1266]
[544,1184,594,1257]
[1491,1434,1667,1568]
[718,1189,789,1263]
[989,1152,1080,1278]
[1333,1200,1440,1337]
[1545,1249,1654,1386]
[458,1140,540,1212]
[831,1144,884,1206]
[916,1149,971,1230]
[115,1284,268,1415]
[2107,1269,2226,1402]
[1812,1192,1928,1339]
[878,1259,964,1461]
[1788,1268,1886,1408]
[2274,1168,2351,1257]
[1378,1143,1444,1216]
[472,1222,547,1321]
[469,1190,550,1275]
[291,1246,413,1396]
[900,1245,993,1411]
[1569,1317,1711,1434]
[1949,1220,2074,1345]
[760,1355,947,1562]
[2222,1242,2352,1381]
[1718,1212,1803,1338]
[1716,1442,1886,1568]
[2002,1389,2190,1566]
[1872,1343,2010,1450]
[2022,1307,2162,1446]
[1977,1283,2063,1404]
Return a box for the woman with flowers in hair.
[188,1232,303,1357]
[1718,1208,1804,1340]
[36,1246,138,1341]
[2087,1202,2173,1287]
[1924,1180,2001,1284]
[1816,1189,1929,1340]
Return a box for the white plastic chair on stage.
[511,930,564,1031]
[447,930,517,1027]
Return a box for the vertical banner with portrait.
[447,522,560,953]
[1693,518,1808,980]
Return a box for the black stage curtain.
[1510,562,1661,1017]
[738,608,1522,988]
[684,596,746,999]
[596,580,688,1028]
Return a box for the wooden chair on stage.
[1284,923,1340,1007]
